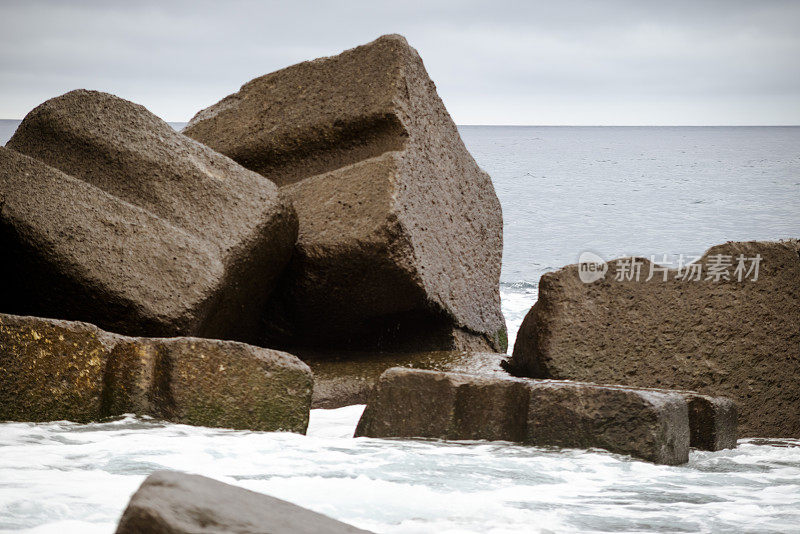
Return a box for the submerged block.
[0,314,116,423]
[525,381,689,465]
[355,368,720,465]
[355,367,529,442]
[685,393,738,450]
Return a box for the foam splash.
[1,410,799,533]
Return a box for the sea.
[1,121,799,533]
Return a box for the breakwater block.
[0,313,312,432]
[356,368,737,464]
[115,471,372,534]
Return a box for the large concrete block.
[505,240,800,438]
[3,90,297,344]
[183,35,505,353]
[354,368,740,465]
[0,314,312,432]
[525,381,689,465]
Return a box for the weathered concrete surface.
[354,368,738,464]
[0,314,116,423]
[505,240,800,438]
[0,148,221,339]
[0,314,312,432]
[569,382,738,452]
[685,393,738,450]
[304,350,509,408]
[525,381,689,465]
[183,34,505,353]
[115,471,372,534]
[355,368,530,443]
[3,90,297,344]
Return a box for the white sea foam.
[499,283,540,351]
[1,410,799,533]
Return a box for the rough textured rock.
[525,381,689,465]
[3,90,297,344]
[183,34,505,353]
[505,240,800,438]
[528,380,737,452]
[0,313,116,423]
[305,350,509,408]
[355,368,694,464]
[684,393,738,450]
[0,314,312,432]
[115,471,372,534]
[355,368,530,443]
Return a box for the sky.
[1,0,799,125]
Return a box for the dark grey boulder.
[356,368,736,464]
[3,90,297,344]
[115,471,372,534]
[524,381,689,465]
[0,313,312,432]
[355,368,530,443]
[183,35,505,353]
[504,240,799,438]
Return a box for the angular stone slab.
[356,368,697,465]
[0,314,312,432]
[115,471,372,534]
[525,380,737,452]
[3,90,297,344]
[183,35,505,353]
[525,381,689,465]
[505,240,800,438]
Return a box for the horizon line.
[1,118,798,128]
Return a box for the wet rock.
[3,90,297,344]
[115,471,372,534]
[355,368,694,465]
[525,381,689,465]
[0,313,116,423]
[183,34,505,353]
[355,368,530,443]
[0,314,312,432]
[304,350,509,408]
[684,393,738,451]
[504,240,800,438]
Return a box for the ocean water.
[458,126,800,348]
[1,410,800,534]
[2,122,800,532]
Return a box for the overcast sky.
[2,0,799,125]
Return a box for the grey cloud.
[1,0,798,124]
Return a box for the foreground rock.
[3,90,296,344]
[504,240,800,438]
[304,350,509,408]
[116,471,371,534]
[356,368,738,464]
[0,314,312,432]
[183,34,505,353]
